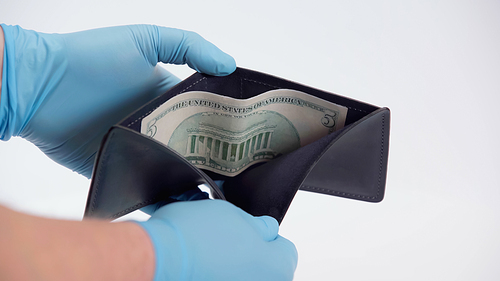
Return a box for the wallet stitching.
[126,77,207,127]
[179,77,207,94]
[376,113,386,199]
[111,199,157,219]
[241,78,367,113]
[301,185,377,200]
[241,78,280,90]
[240,78,243,98]
[89,131,114,215]
[343,106,367,113]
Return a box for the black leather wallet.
[84,68,390,224]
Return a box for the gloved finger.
[169,188,209,201]
[154,65,182,91]
[140,188,209,215]
[249,215,280,242]
[156,26,236,76]
[140,203,161,216]
[271,235,299,275]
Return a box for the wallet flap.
[84,126,224,220]
[301,107,390,202]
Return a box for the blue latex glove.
[140,187,210,215]
[138,199,298,281]
[140,181,225,215]
[0,24,235,178]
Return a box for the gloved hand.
[137,199,298,281]
[0,24,235,178]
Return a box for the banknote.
[141,89,348,177]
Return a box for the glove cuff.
[0,24,68,141]
[135,220,187,281]
[0,24,18,141]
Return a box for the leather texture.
[84,126,224,220]
[84,68,390,223]
[301,108,390,202]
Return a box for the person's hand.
[137,199,298,281]
[0,24,235,178]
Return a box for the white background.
[1,1,499,280]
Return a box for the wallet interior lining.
[222,123,349,222]
[121,68,379,133]
[117,68,385,211]
[86,68,388,221]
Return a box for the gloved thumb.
[250,215,280,242]
[145,25,236,76]
[250,214,299,274]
